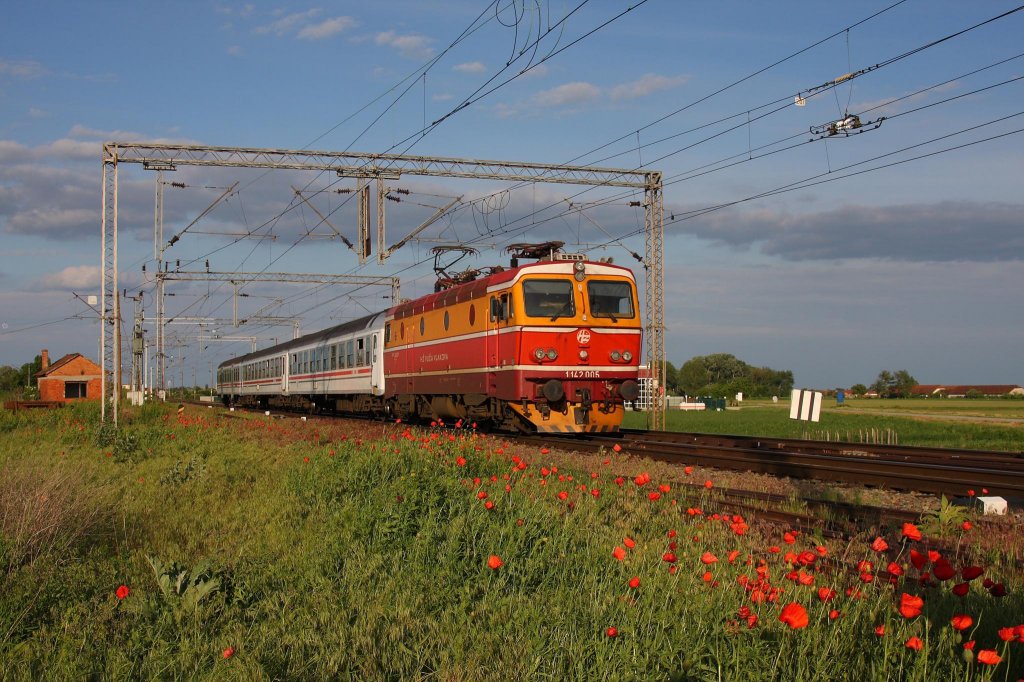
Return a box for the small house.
[35,349,103,402]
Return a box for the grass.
[0,402,1022,680]
[624,401,1024,451]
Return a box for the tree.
[663,360,681,395]
[677,357,710,395]
[674,354,793,398]
[870,369,918,398]
[849,383,868,396]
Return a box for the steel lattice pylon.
[100,142,665,428]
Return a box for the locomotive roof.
[218,311,383,368]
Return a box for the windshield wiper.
[549,300,573,321]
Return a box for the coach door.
[371,333,384,396]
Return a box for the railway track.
[519,428,1024,499]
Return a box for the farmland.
[1,402,1022,680]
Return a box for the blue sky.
[1,1,1022,390]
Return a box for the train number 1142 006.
[565,370,601,378]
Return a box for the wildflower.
[816,545,828,556]
[871,537,889,553]
[115,585,130,600]
[952,582,970,597]
[487,555,503,570]
[606,626,618,638]
[613,443,622,452]
[961,520,972,531]
[634,472,651,486]
[829,609,840,620]
[963,640,975,650]
[933,559,956,581]
[887,562,904,577]
[704,480,713,489]
[998,627,1017,641]
[683,465,693,475]
[591,489,600,498]
[648,492,661,501]
[614,476,624,486]
[728,550,741,564]
[898,593,924,619]
[950,615,973,631]
[783,532,797,545]
[909,549,927,570]
[222,647,235,659]
[484,500,494,510]
[905,636,923,651]
[701,552,718,565]
[557,491,568,500]
[702,571,714,583]
[613,546,627,561]
[628,576,640,589]
[902,523,922,541]
[667,530,677,538]
[778,603,809,629]
[541,447,549,455]
[874,625,886,636]
[456,456,467,466]
[961,566,984,581]
[659,483,671,493]
[477,491,488,500]
[623,537,636,549]
[818,587,836,602]
[662,552,677,563]
[977,650,1001,665]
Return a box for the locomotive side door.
[281,352,288,394]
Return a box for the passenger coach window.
[587,281,635,319]
[523,279,575,319]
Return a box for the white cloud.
[0,59,47,78]
[432,93,453,102]
[531,82,600,108]
[35,265,100,290]
[7,208,96,237]
[28,107,49,118]
[255,8,320,36]
[454,61,486,74]
[298,16,355,40]
[519,63,548,79]
[227,45,244,56]
[67,125,197,145]
[609,73,688,100]
[375,30,435,59]
[36,139,98,160]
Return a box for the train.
[216,243,642,433]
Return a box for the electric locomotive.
[216,243,642,432]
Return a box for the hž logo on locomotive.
[576,329,591,345]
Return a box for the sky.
[1,0,1022,390]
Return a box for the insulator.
[628,201,641,207]
[171,182,186,189]
[386,195,401,203]
[396,188,410,195]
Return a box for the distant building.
[34,349,103,402]
[911,384,1024,398]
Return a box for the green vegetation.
[669,354,794,399]
[1,403,1021,680]
[626,400,1023,451]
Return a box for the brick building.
[35,349,103,402]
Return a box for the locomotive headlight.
[579,349,589,360]
[610,350,621,362]
[573,261,586,281]
[546,348,558,361]
[534,348,546,361]
[622,351,633,362]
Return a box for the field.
[1,402,1022,680]
[623,398,1024,451]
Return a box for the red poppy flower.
[963,640,975,650]
[668,565,678,575]
[484,500,494,510]
[731,521,749,535]
[662,552,677,563]
[222,646,235,659]
[783,532,797,545]
[613,443,622,452]
[898,593,924,619]
[606,626,618,638]
[614,476,624,486]
[927,550,941,563]
[701,552,718,565]
[952,582,970,597]
[886,561,904,577]
[684,466,693,475]
[487,555,503,570]
[702,571,713,583]
[477,491,488,500]
[998,627,1017,642]
[623,537,636,549]
[659,484,671,493]
[905,636,923,651]
[667,530,677,538]
[815,546,828,556]
[932,560,956,581]
[902,523,922,541]
[990,583,1007,597]
[648,492,661,501]
[728,550,741,564]
[456,456,467,466]
[874,625,885,636]
[818,587,836,602]
[629,576,640,589]
[633,472,651,486]
[613,546,627,561]
[950,614,973,631]
[857,560,874,574]
[540,447,549,455]
[961,566,984,581]
[778,602,809,629]
[871,537,889,553]
[828,609,840,621]
[115,585,130,600]
[977,650,1001,665]
[909,549,927,570]
[557,491,568,500]
[591,489,600,498]
[704,480,713,489]
[961,520,972,531]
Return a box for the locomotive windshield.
[587,281,635,319]
[523,279,575,319]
